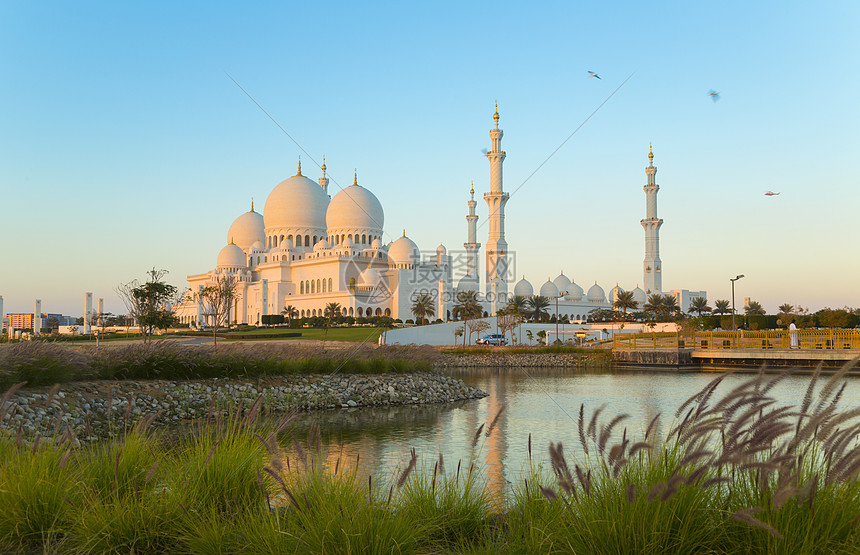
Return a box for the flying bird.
[588,71,601,80]
[708,90,720,102]
[764,191,781,196]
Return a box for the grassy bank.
[0,341,438,389]
[2,363,860,553]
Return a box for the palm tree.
[662,294,680,320]
[281,304,298,327]
[689,297,711,316]
[643,294,664,320]
[411,294,436,325]
[713,299,731,315]
[613,290,638,316]
[323,302,342,343]
[452,290,482,346]
[745,301,765,315]
[526,295,551,323]
[778,303,794,316]
[505,295,529,319]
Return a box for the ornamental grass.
[1,359,860,553]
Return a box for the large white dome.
[357,268,381,287]
[513,277,533,297]
[632,286,647,306]
[263,171,329,234]
[388,234,419,266]
[227,208,265,250]
[553,273,572,295]
[567,281,584,301]
[587,283,606,303]
[457,274,479,292]
[539,280,559,298]
[217,243,246,269]
[326,183,384,238]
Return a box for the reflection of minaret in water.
[482,373,508,509]
[464,183,481,284]
[484,104,510,313]
[641,144,663,293]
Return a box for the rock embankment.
[0,373,486,443]
[435,352,610,368]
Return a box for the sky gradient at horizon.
[1,1,858,316]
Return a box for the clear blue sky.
[1,0,858,316]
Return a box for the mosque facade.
[173,107,704,327]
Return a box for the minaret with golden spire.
[484,102,510,313]
[318,155,329,195]
[464,182,481,286]
[641,143,663,293]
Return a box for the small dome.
[587,283,606,303]
[370,237,382,249]
[227,209,265,250]
[436,243,447,255]
[313,238,329,252]
[513,277,533,297]
[567,282,584,301]
[388,235,419,265]
[217,243,246,268]
[553,273,572,294]
[357,268,380,287]
[279,238,294,250]
[342,236,355,248]
[539,280,559,298]
[326,183,384,235]
[632,286,647,306]
[263,174,330,232]
[251,240,264,251]
[457,274,479,292]
[610,285,625,304]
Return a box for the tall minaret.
[641,144,663,293]
[464,183,481,283]
[318,156,329,195]
[484,103,510,312]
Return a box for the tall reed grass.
[0,341,438,388]
[1,359,860,553]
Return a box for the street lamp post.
[730,274,745,339]
[553,291,568,345]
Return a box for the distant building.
[2,312,77,332]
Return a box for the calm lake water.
[280,367,860,500]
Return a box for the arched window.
[313,235,317,246]
[328,278,332,291]
[356,307,362,317]
[288,234,293,244]
[304,235,310,247]
[264,256,267,263]
[322,279,326,293]
[348,307,354,316]
[280,235,284,244]
[375,308,382,316]
[282,255,286,261]
[361,234,366,244]
[384,308,391,317]
[257,256,260,264]
[300,282,304,294]
[342,307,347,316]
[341,234,345,243]
[348,234,353,242]
[267,237,271,249]
[316,279,321,293]
[311,281,315,294]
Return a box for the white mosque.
[173,107,704,327]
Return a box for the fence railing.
[613,330,860,351]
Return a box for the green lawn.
[222,326,382,343]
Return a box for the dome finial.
[402,229,406,238]
[470,181,475,198]
[353,169,358,187]
[230,236,234,245]
[493,101,499,123]
[297,156,302,176]
[321,155,326,173]
[648,143,654,164]
[250,197,254,212]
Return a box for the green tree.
[281,304,298,327]
[643,294,664,320]
[452,290,482,346]
[411,294,436,325]
[116,268,178,342]
[613,290,638,316]
[526,295,551,323]
[688,297,711,316]
[745,301,765,315]
[713,299,731,315]
[323,302,342,343]
[505,296,529,319]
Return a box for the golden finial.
[250,198,254,212]
[230,236,234,245]
[297,156,302,176]
[321,155,326,173]
[493,101,499,121]
[561,270,564,276]
[402,229,406,238]
[648,143,654,162]
[470,182,475,197]
[352,169,358,186]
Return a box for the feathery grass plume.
[729,507,783,539]
[574,464,591,495]
[798,363,822,430]
[626,483,636,503]
[548,443,574,494]
[598,414,628,455]
[0,382,26,422]
[44,384,61,407]
[608,444,625,466]
[813,357,859,415]
[760,366,799,396]
[702,476,731,488]
[644,413,660,443]
[438,452,445,475]
[431,461,438,493]
[678,449,713,468]
[577,404,589,456]
[772,483,801,509]
[540,486,558,501]
[471,424,485,449]
[647,482,665,502]
[587,404,606,441]
[397,448,417,488]
[145,461,159,484]
[685,464,709,485]
[368,475,372,499]
[292,436,308,469]
[485,404,505,438]
[202,441,219,467]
